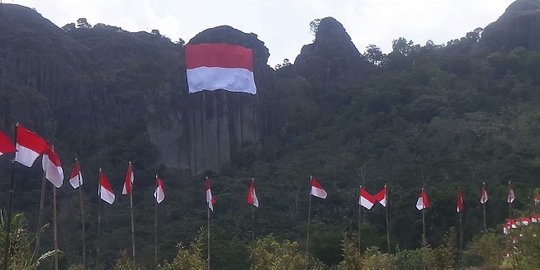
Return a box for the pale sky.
[8,0,515,65]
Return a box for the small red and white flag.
[456,189,464,213]
[310,177,327,199]
[122,162,134,195]
[185,43,256,95]
[69,159,83,189]
[374,186,387,207]
[98,169,115,204]
[359,187,376,210]
[205,177,216,211]
[520,217,531,226]
[531,214,539,223]
[154,176,165,204]
[14,124,48,167]
[247,178,259,208]
[0,130,15,156]
[507,181,515,204]
[535,195,540,205]
[480,182,488,204]
[416,188,430,210]
[41,145,64,188]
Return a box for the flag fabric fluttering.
[154,176,165,204]
[185,43,257,95]
[14,124,48,167]
[98,170,115,204]
[374,186,387,207]
[0,130,15,156]
[205,177,216,211]
[310,177,327,199]
[41,146,64,188]
[122,162,134,195]
[507,181,515,204]
[456,189,464,213]
[247,179,259,208]
[416,189,430,210]
[69,160,83,189]
[359,187,377,210]
[480,182,489,204]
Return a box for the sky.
[8,0,515,66]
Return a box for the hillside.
[1,0,540,269]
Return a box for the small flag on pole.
[14,124,48,167]
[374,186,387,207]
[0,130,15,156]
[310,177,327,199]
[247,178,259,208]
[535,195,540,205]
[507,181,515,204]
[205,177,216,211]
[480,182,488,204]
[41,145,64,188]
[359,187,376,210]
[154,176,165,204]
[456,189,464,213]
[416,189,430,210]
[69,159,83,189]
[98,169,115,204]
[122,162,134,195]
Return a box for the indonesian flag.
[69,160,83,189]
[205,177,216,211]
[456,189,464,213]
[41,146,64,188]
[310,177,327,199]
[247,179,259,208]
[480,182,488,204]
[0,131,15,156]
[185,43,256,95]
[14,124,48,167]
[98,169,115,204]
[531,214,539,223]
[359,187,376,210]
[154,176,165,204]
[507,184,515,204]
[520,217,531,226]
[535,195,540,205]
[122,162,134,195]
[374,186,387,207]
[416,189,430,210]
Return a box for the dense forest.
[1,0,540,269]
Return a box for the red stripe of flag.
[185,43,253,71]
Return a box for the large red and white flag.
[480,182,488,204]
[247,179,259,208]
[374,186,387,207]
[154,176,165,204]
[310,177,327,199]
[507,181,515,204]
[416,189,430,210]
[205,177,216,211]
[0,131,15,156]
[122,162,134,195]
[41,146,64,188]
[185,43,256,95]
[69,159,83,189]
[456,189,464,213]
[98,169,115,204]
[14,125,48,167]
[359,187,376,210]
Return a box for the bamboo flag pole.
[385,184,390,253]
[75,157,86,270]
[458,187,463,252]
[306,176,313,255]
[53,184,58,270]
[3,123,17,270]
[96,168,102,270]
[251,178,255,242]
[358,165,365,252]
[508,180,513,219]
[207,203,211,270]
[481,181,487,231]
[128,162,136,269]
[206,176,211,270]
[154,175,159,269]
[32,173,47,260]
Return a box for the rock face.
[294,17,369,84]
[480,0,540,52]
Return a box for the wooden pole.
[53,186,58,270]
[96,169,102,270]
[251,178,255,242]
[32,174,47,260]
[306,176,312,255]
[129,163,136,269]
[422,207,426,239]
[482,203,486,231]
[154,175,158,269]
[207,205,211,270]
[3,123,17,270]
[358,166,365,251]
[385,184,390,253]
[459,210,463,251]
[76,158,86,270]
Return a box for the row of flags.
[503,214,540,234]
[2,126,540,216]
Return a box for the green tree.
[160,230,206,270]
